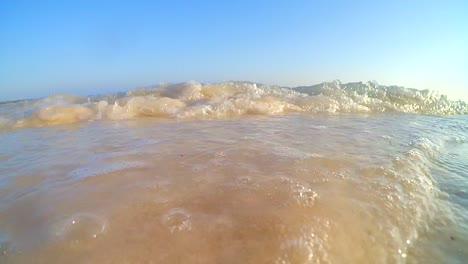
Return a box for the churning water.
[0,81,467,263]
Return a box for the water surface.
[0,82,467,263]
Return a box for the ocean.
[0,81,467,263]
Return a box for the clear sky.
[1,0,467,101]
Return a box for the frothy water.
[0,82,467,263]
[1,81,467,132]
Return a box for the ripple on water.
[68,161,145,180]
[53,213,107,241]
[161,208,192,233]
[272,146,322,160]
[281,177,319,207]
[276,222,331,264]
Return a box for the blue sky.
[1,0,467,101]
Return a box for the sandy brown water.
[1,113,467,264]
[1,81,468,263]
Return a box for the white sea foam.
[1,81,467,131]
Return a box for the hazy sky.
[1,0,467,101]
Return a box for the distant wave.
[1,81,467,131]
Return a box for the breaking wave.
[1,81,467,130]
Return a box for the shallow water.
[0,82,467,263]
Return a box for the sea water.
[0,81,467,263]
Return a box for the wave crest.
[1,81,467,130]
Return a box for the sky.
[1,0,467,101]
